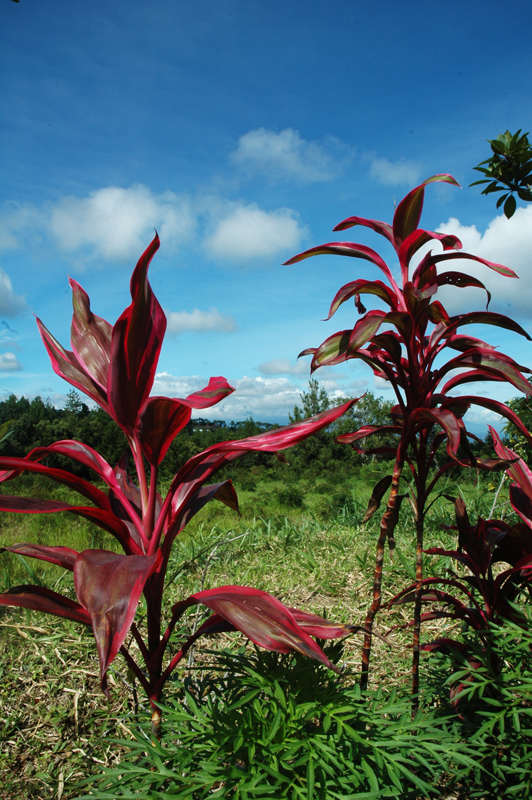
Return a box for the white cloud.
[50,185,196,262]
[165,307,237,336]
[231,128,348,183]
[257,358,309,376]
[435,205,532,319]
[204,204,305,262]
[0,352,23,371]
[0,267,28,316]
[370,157,423,186]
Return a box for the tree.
[471,130,532,218]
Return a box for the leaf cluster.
[76,645,474,800]
[471,130,532,218]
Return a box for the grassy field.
[0,468,522,799]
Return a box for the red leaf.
[172,586,339,671]
[332,215,394,245]
[74,550,159,693]
[288,608,357,639]
[283,242,396,286]
[0,543,78,571]
[398,228,462,283]
[137,397,191,466]
[392,175,460,248]
[69,278,113,394]
[0,585,91,626]
[348,310,387,353]
[36,317,109,411]
[410,408,461,457]
[326,279,398,319]
[108,234,166,435]
[181,376,235,409]
[429,250,518,279]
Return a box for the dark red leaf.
[0,585,91,625]
[283,242,396,286]
[392,175,460,248]
[108,234,166,435]
[137,397,191,466]
[69,278,113,394]
[332,215,394,245]
[326,280,397,320]
[171,586,339,671]
[0,543,78,571]
[74,550,159,692]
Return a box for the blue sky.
[1,0,532,433]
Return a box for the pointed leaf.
[74,550,159,692]
[435,272,492,307]
[361,475,393,523]
[69,278,113,393]
[137,397,191,466]
[36,317,109,411]
[108,234,166,435]
[283,242,396,285]
[0,585,91,626]
[447,311,531,341]
[169,480,239,537]
[332,215,394,244]
[310,330,352,370]
[336,424,401,445]
[393,175,460,247]
[172,586,339,671]
[0,543,78,571]
[398,229,462,276]
[288,608,359,639]
[326,279,397,319]
[181,376,235,409]
[429,250,518,278]
[348,310,387,353]
[411,408,461,457]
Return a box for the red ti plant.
[284,175,532,699]
[388,489,532,703]
[0,235,359,738]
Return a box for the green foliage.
[471,130,532,218]
[75,646,474,800]
[429,610,532,798]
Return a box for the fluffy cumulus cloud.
[151,373,358,422]
[165,307,237,336]
[204,204,305,262]
[256,358,309,376]
[0,267,27,316]
[49,185,196,262]
[369,157,423,186]
[0,352,22,371]
[230,128,349,183]
[435,205,532,318]
[152,373,301,420]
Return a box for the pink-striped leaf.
[0,456,112,510]
[447,311,531,341]
[74,550,159,692]
[181,377,235,409]
[27,440,118,487]
[0,543,78,571]
[69,278,113,393]
[283,242,396,286]
[326,279,398,319]
[0,585,91,626]
[410,408,461,457]
[36,317,109,411]
[429,250,518,279]
[309,330,352,370]
[332,215,394,245]
[108,234,166,435]
[439,350,532,396]
[336,424,401,445]
[137,397,191,466]
[348,310,387,353]
[171,586,339,672]
[398,229,462,278]
[288,608,358,639]
[392,175,460,248]
[434,272,492,307]
[168,480,239,539]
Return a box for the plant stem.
[361,455,403,690]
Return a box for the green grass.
[0,470,519,798]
